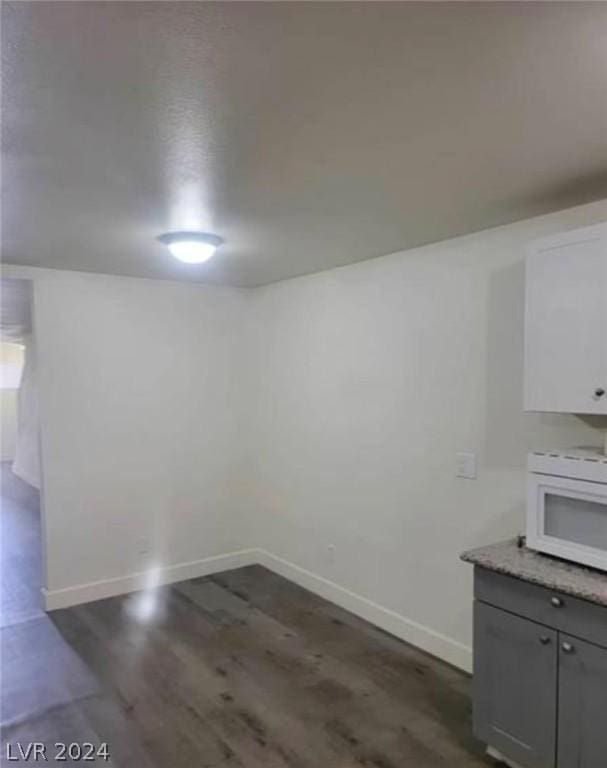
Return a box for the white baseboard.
[256,549,473,673]
[42,549,258,611]
[42,546,472,673]
[487,746,525,768]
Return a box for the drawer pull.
[562,642,575,654]
[539,635,551,645]
[550,596,563,608]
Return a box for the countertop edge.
[460,542,607,609]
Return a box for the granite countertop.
[461,539,607,608]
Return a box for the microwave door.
[527,474,607,571]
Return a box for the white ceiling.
[2,2,607,287]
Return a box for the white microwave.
[526,448,607,572]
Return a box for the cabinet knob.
[595,388,605,398]
[551,596,563,608]
[562,642,575,654]
[539,635,551,645]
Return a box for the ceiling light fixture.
[157,231,224,264]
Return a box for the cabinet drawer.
[474,568,607,649]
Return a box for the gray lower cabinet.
[473,602,557,768]
[557,634,607,768]
[472,568,607,768]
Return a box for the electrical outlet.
[456,452,477,480]
[327,544,336,564]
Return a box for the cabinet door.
[524,223,607,414]
[557,634,607,768]
[473,601,557,768]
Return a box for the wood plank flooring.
[1,468,490,767]
[0,463,43,629]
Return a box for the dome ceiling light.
[157,231,224,264]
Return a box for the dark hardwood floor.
[1,466,489,767]
[0,462,43,629]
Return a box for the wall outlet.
[456,452,477,480]
[326,544,336,564]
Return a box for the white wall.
[0,342,24,461]
[1,391,19,461]
[246,200,607,669]
[3,267,251,603]
[12,334,41,488]
[4,200,606,666]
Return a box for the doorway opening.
[0,278,44,627]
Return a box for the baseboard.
[256,549,473,673]
[42,546,472,673]
[42,549,259,611]
[486,746,525,768]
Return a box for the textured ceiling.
[2,2,607,287]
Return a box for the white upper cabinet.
[524,223,607,414]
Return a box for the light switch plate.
[456,452,477,479]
